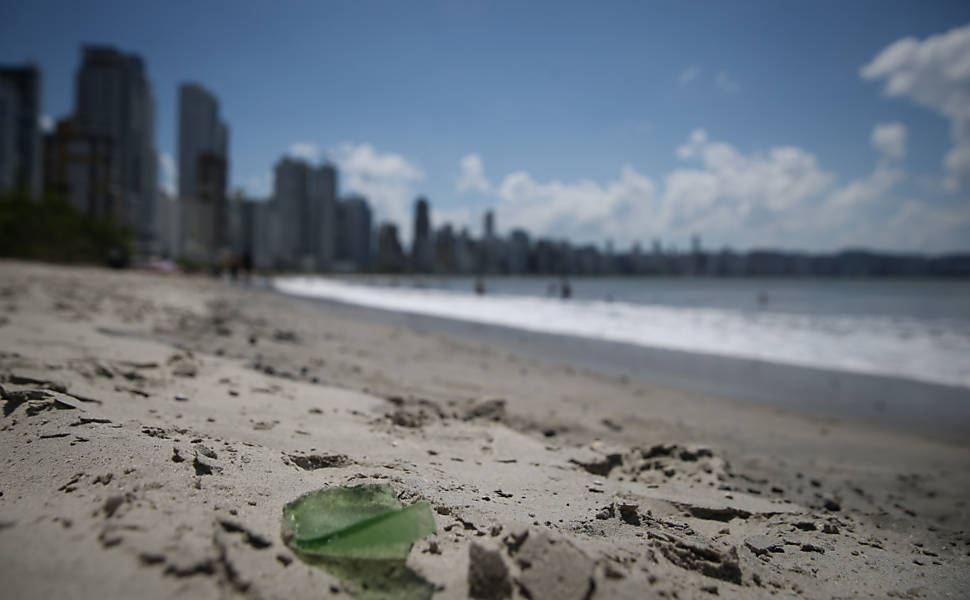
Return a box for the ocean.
[273,275,970,392]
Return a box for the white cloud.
[469,127,919,250]
[714,70,740,94]
[38,114,53,132]
[678,65,700,87]
[669,128,834,215]
[330,143,424,236]
[861,23,970,190]
[871,122,907,160]
[880,200,970,250]
[288,141,320,162]
[494,166,658,243]
[159,152,177,195]
[456,153,491,193]
[817,165,903,229]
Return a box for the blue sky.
[2,0,969,251]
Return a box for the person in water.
[561,279,571,299]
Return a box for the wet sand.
[1,260,968,599]
[289,291,970,442]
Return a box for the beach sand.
[0,260,968,599]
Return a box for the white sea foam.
[273,276,970,390]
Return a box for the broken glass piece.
[282,483,436,560]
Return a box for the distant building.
[252,199,278,271]
[42,117,119,221]
[480,209,500,273]
[177,83,228,263]
[75,46,156,253]
[309,163,337,271]
[433,224,456,273]
[179,152,227,264]
[509,228,530,274]
[0,82,15,193]
[154,189,177,258]
[226,191,269,269]
[0,64,42,197]
[376,222,404,272]
[272,157,337,271]
[411,196,433,273]
[454,227,477,274]
[336,194,372,272]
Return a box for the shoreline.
[270,285,970,444]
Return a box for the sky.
[2,0,970,252]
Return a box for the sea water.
[273,276,970,391]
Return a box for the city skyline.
[2,2,970,252]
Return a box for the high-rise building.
[43,117,119,221]
[154,189,177,258]
[433,224,456,273]
[309,162,337,271]
[480,209,500,273]
[252,199,278,271]
[0,82,15,193]
[75,46,156,252]
[226,190,267,268]
[509,228,530,274]
[411,196,432,273]
[454,227,477,274]
[336,194,371,271]
[0,64,41,197]
[376,222,404,273]
[180,151,227,263]
[484,209,495,239]
[273,157,336,271]
[177,83,228,263]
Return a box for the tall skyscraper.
[177,83,228,263]
[484,209,495,239]
[336,194,372,271]
[0,64,41,197]
[376,222,404,273]
[481,209,499,273]
[509,228,530,274]
[411,196,432,273]
[273,157,336,271]
[75,46,156,252]
[43,117,119,221]
[433,224,456,273]
[0,79,21,194]
[309,162,337,271]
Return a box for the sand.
[0,260,968,599]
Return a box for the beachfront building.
[177,83,228,264]
[335,194,372,272]
[75,46,157,253]
[272,157,337,271]
[376,222,405,273]
[412,196,433,273]
[42,117,119,221]
[454,228,477,274]
[226,191,263,266]
[153,189,177,258]
[509,228,530,274]
[310,162,337,271]
[433,224,456,273]
[0,64,42,197]
[252,199,279,271]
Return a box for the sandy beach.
[1,260,968,599]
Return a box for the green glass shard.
[282,484,436,560]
